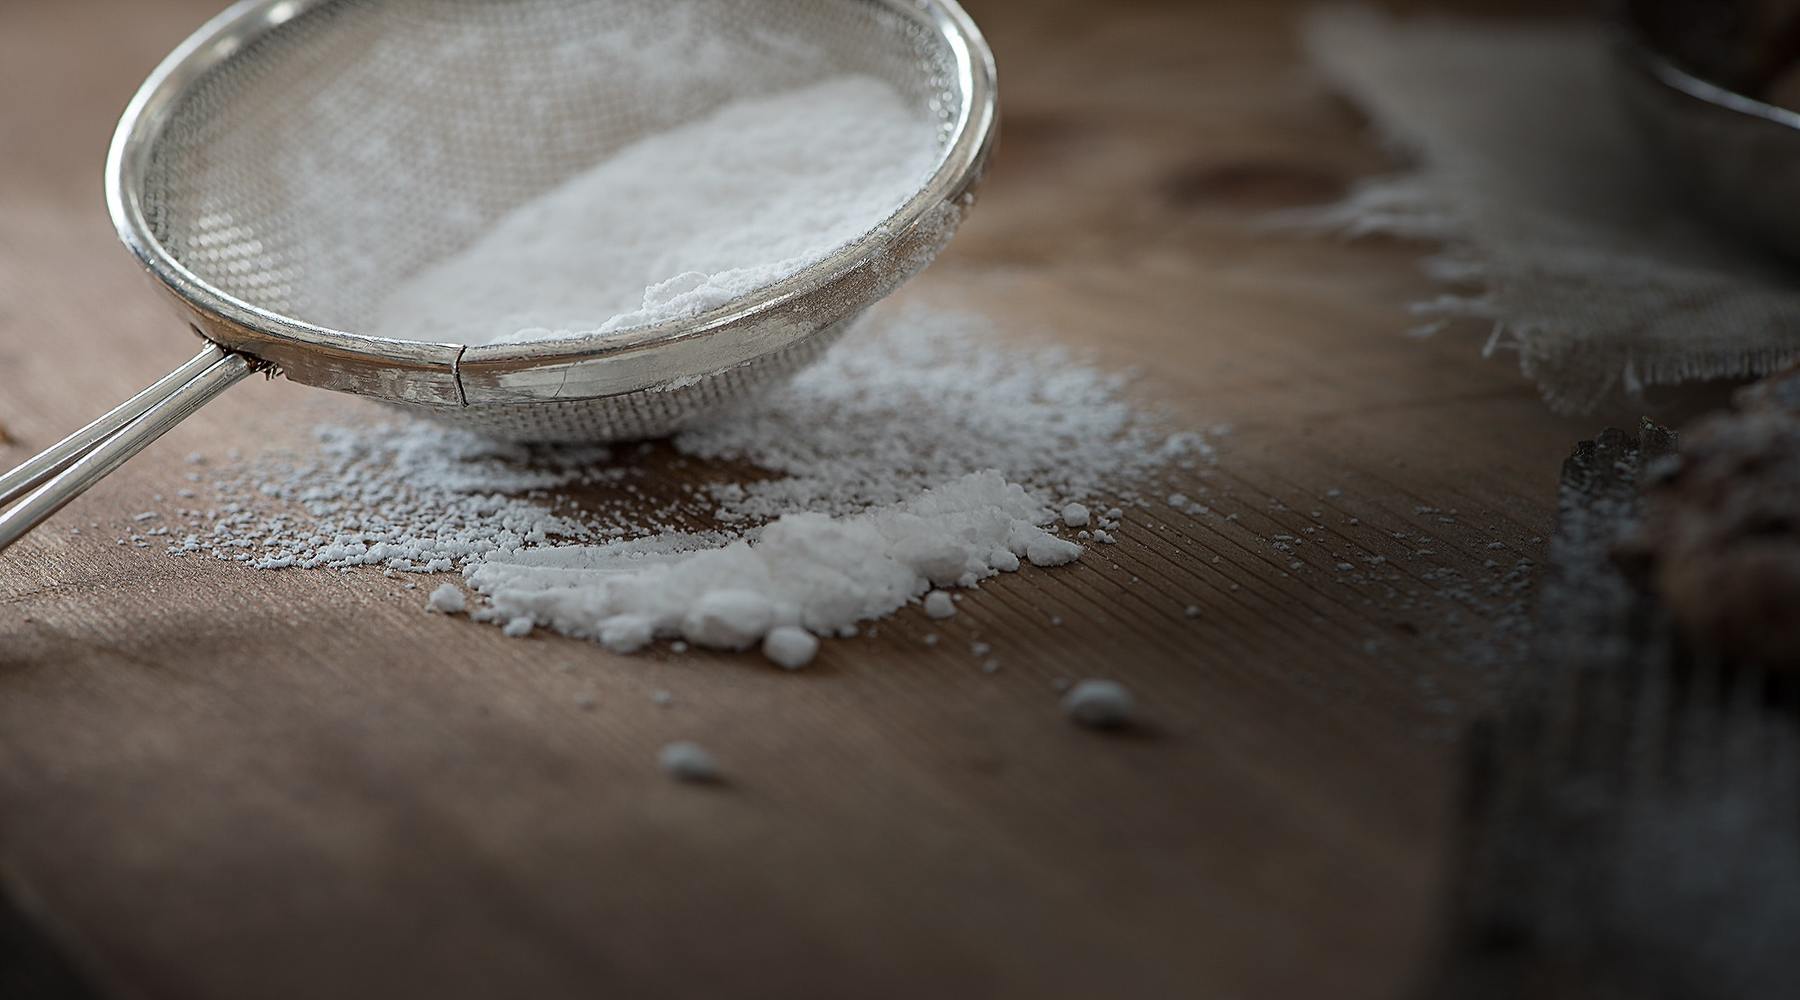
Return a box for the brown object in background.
[1624,378,1800,670]
[1428,420,1800,1000]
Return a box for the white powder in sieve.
[172,304,1205,658]
[374,76,938,346]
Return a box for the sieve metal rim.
[103,0,998,409]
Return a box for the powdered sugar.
[658,741,721,783]
[170,304,1205,657]
[465,471,1062,649]
[761,626,819,670]
[426,583,466,614]
[673,307,1210,520]
[374,77,937,346]
[923,591,957,620]
[1063,679,1135,729]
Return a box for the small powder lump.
[426,583,466,615]
[375,76,937,346]
[658,741,721,783]
[680,590,775,651]
[923,591,956,620]
[762,626,819,670]
[1062,679,1135,729]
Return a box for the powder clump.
[466,470,1073,651]
[762,626,820,670]
[658,741,721,783]
[1062,679,1135,729]
[923,590,957,620]
[598,615,655,655]
[427,583,467,615]
[682,589,777,651]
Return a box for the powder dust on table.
[168,305,1208,662]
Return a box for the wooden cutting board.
[0,1,1605,997]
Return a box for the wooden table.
[0,1,1602,997]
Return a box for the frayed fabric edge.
[1274,169,1800,415]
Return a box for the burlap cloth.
[1296,8,1800,413]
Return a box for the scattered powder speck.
[658,741,720,783]
[1063,679,1135,729]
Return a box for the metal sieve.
[0,0,996,553]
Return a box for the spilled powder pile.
[375,76,938,346]
[470,470,1079,654]
[171,306,1205,659]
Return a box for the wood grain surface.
[1,1,1605,998]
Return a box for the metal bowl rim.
[1617,6,1800,134]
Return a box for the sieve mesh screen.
[139,0,960,334]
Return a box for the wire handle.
[0,344,254,553]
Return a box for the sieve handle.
[0,344,254,554]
